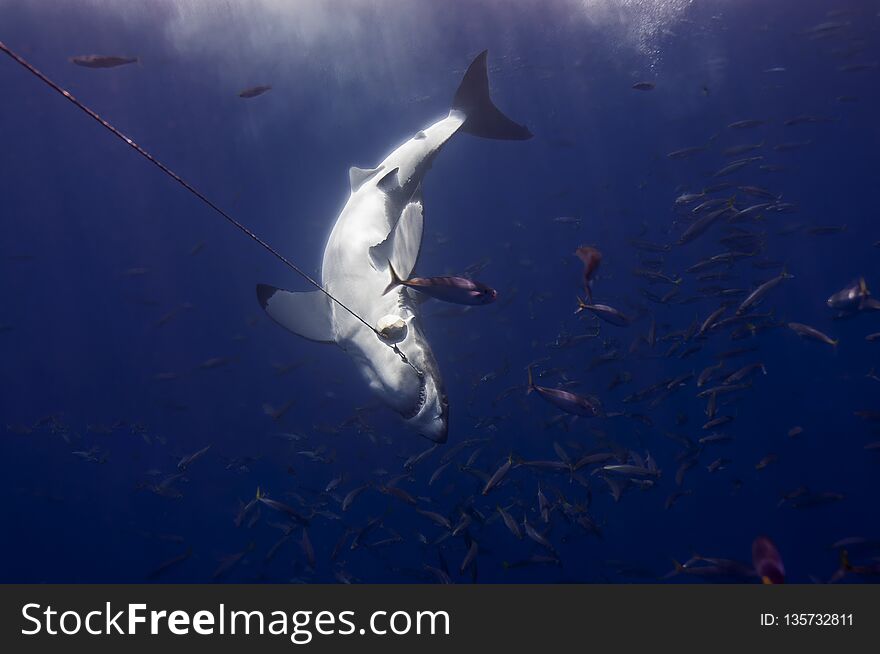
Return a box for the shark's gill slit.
[0,40,421,374]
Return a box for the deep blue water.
[1,0,879,583]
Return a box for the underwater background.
[1,0,879,583]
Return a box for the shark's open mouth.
[399,374,427,420]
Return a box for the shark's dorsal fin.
[256,285,335,344]
[348,165,384,193]
[369,195,423,279]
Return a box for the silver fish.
[736,270,793,315]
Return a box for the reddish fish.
[574,246,602,302]
[383,261,497,305]
[752,536,785,584]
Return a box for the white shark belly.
[321,170,431,414]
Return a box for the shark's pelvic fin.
[369,196,424,278]
[452,50,532,141]
[256,284,335,344]
[349,165,385,193]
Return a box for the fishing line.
[0,41,421,375]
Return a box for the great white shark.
[257,51,531,443]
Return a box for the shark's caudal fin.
[453,50,532,141]
[256,284,335,344]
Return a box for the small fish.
[784,115,834,127]
[723,142,763,156]
[699,432,733,445]
[697,382,751,399]
[692,197,733,214]
[736,270,793,315]
[752,536,784,584]
[787,322,838,347]
[212,543,254,580]
[177,445,211,471]
[384,261,496,305]
[379,484,417,506]
[239,85,272,98]
[459,540,479,575]
[602,464,660,478]
[428,461,452,486]
[482,456,514,495]
[537,486,551,523]
[70,54,138,69]
[198,356,232,370]
[527,367,602,417]
[342,484,370,511]
[738,185,778,200]
[697,361,724,387]
[350,517,383,550]
[325,474,344,493]
[728,119,764,129]
[415,508,452,530]
[403,443,439,470]
[679,203,735,244]
[574,245,602,302]
[668,147,705,160]
[630,239,670,253]
[301,528,316,569]
[698,305,727,336]
[575,299,631,326]
[755,454,778,470]
[723,362,766,384]
[497,505,522,539]
[256,489,309,525]
[703,415,734,430]
[713,157,762,177]
[773,141,811,152]
[632,81,655,91]
[522,515,554,552]
[706,458,730,473]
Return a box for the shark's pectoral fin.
[369,196,424,279]
[349,165,385,193]
[256,284,336,344]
